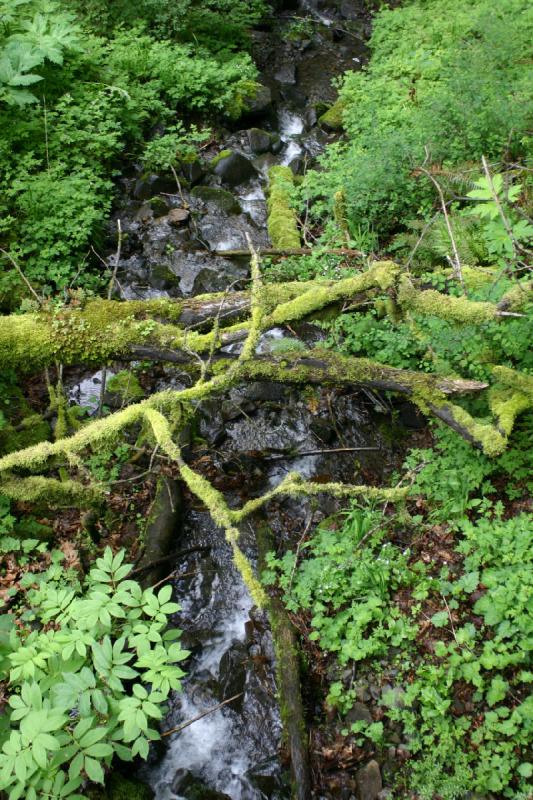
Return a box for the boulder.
[191,186,242,215]
[212,151,258,187]
[164,207,190,226]
[218,640,248,711]
[245,756,285,794]
[247,128,273,155]
[133,173,176,200]
[319,98,346,131]
[180,159,204,186]
[243,83,273,114]
[356,761,382,800]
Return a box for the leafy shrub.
[266,492,533,797]
[0,546,188,800]
[302,0,532,241]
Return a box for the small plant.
[0,546,189,800]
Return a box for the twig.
[161,693,244,737]
[129,546,211,577]
[417,154,464,290]
[259,446,379,460]
[0,248,42,306]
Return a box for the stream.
[68,3,379,798]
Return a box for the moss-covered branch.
[1,263,526,373]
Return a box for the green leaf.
[84,755,105,784]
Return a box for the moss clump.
[319,98,346,131]
[107,371,145,403]
[492,365,533,398]
[267,166,301,249]
[489,386,530,436]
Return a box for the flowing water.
[71,3,374,797]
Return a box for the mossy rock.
[319,98,346,131]
[147,196,169,216]
[208,149,232,170]
[88,774,154,800]
[191,186,242,215]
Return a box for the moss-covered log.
[0,263,526,372]
[267,166,301,249]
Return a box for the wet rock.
[183,781,231,800]
[168,252,248,295]
[288,155,305,175]
[270,133,283,154]
[180,160,204,186]
[253,152,279,174]
[246,756,285,794]
[197,211,269,253]
[172,769,197,794]
[133,173,176,200]
[356,761,382,800]
[247,127,273,154]
[149,263,176,292]
[275,62,297,86]
[212,151,258,187]
[218,639,247,711]
[244,83,273,114]
[345,702,373,725]
[147,196,168,216]
[340,0,359,20]
[191,186,242,215]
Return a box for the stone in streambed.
[356,761,382,800]
[247,127,272,154]
[218,639,247,712]
[211,150,258,187]
[243,83,273,115]
[191,186,242,215]
[180,159,204,186]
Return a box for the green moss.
[398,276,498,323]
[319,98,346,130]
[191,185,242,214]
[267,262,398,326]
[267,166,301,249]
[208,149,232,169]
[491,366,533,398]
[489,386,530,436]
[445,404,507,457]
